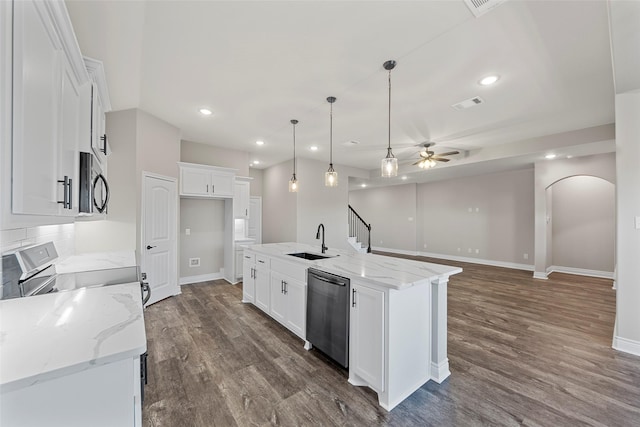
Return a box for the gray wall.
[262,160,297,244]
[551,176,615,272]
[249,168,263,197]
[417,168,535,264]
[181,140,249,176]
[349,184,417,252]
[180,198,225,277]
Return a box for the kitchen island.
[0,282,147,426]
[241,242,462,411]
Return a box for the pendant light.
[381,60,398,177]
[289,119,299,192]
[325,96,338,187]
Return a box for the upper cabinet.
[234,177,251,219]
[11,0,89,217]
[178,162,236,198]
[84,57,111,168]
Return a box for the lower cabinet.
[350,282,385,393]
[253,255,270,312]
[0,356,143,427]
[269,271,306,338]
[241,252,255,303]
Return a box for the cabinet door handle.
[57,176,70,209]
[206,184,209,193]
[251,268,255,279]
[100,134,107,155]
[281,280,284,294]
[245,209,248,216]
[284,281,288,295]
[67,178,72,209]
[352,289,356,307]
[212,185,215,194]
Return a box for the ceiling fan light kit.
[381,60,398,178]
[412,142,460,169]
[325,96,338,187]
[289,119,299,192]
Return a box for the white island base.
[241,243,460,412]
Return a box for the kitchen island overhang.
[241,242,461,411]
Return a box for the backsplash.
[1,224,76,259]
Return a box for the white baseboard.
[180,272,223,285]
[373,247,535,272]
[547,265,614,280]
[430,359,451,384]
[613,336,640,357]
[533,271,549,280]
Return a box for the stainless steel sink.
[287,252,333,260]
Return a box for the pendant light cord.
[388,68,391,153]
[330,102,333,165]
[293,121,296,176]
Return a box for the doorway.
[141,173,179,305]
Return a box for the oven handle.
[93,173,110,213]
[141,273,151,305]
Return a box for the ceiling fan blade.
[412,160,425,166]
[432,157,450,162]
[435,151,460,157]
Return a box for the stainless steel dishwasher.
[306,268,350,368]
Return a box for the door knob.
[146,245,156,250]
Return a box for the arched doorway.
[547,175,615,278]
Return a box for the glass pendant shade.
[381,150,398,177]
[325,164,338,187]
[289,175,298,192]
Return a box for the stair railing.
[348,205,371,253]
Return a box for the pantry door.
[142,173,179,306]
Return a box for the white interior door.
[248,196,262,244]
[142,173,179,306]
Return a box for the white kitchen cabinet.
[84,57,111,168]
[350,282,385,393]
[179,163,236,198]
[269,258,307,339]
[235,247,244,280]
[1,356,143,427]
[241,252,255,303]
[11,0,87,217]
[234,178,250,219]
[253,254,271,312]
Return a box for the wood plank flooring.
[142,255,640,426]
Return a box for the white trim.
[547,265,614,279]
[180,272,224,285]
[533,271,549,280]
[612,336,640,357]
[142,171,177,183]
[373,247,535,272]
[430,360,451,384]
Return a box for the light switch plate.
[636,216,640,229]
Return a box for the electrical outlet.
[185,228,191,235]
[475,249,479,254]
[523,253,529,260]
[457,248,461,252]
[189,257,200,267]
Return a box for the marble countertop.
[55,250,137,273]
[246,242,462,290]
[0,283,147,393]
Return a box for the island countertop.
[246,242,462,290]
[0,282,146,393]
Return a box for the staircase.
[348,205,371,253]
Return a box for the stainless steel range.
[1,242,150,304]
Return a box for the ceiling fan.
[412,143,460,169]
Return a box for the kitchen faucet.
[316,223,328,254]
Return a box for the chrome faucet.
[316,223,328,254]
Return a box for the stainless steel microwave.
[79,152,110,215]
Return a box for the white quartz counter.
[0,282,147,393]
[55,250,137,273]
[247,242,461,290]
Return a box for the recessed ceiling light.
[401,176,408,180]
[361,183,367,188]
[255,140,264,146]
[310,146,318,151]
[252,160,260,165]
[199,108,212,116]
[566,155,573,159]
[479,75,500,86]
[545,153,557,159]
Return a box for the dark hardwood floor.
[142,255,640,426]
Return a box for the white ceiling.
[66,0,616,187]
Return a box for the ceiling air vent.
[463,0,509,17]
[451,96,485,111]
